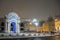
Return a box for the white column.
[16,22,17,33]
[17,23,20,34]
[5,22,7,33]
[8,22,10,33]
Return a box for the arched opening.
[6,12,20,33]
[10,22,16,32]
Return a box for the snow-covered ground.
[0,33,60,38]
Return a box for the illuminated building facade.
[5,12,20,34]
[54,18,60,32]
[42,22,49,32]
[0,12,60,34]
[0,12,60,37]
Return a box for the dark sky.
[0,0,60,21]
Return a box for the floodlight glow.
[34,22,39,26]
[32,18,39,26]
[11,22,16,32]
[29,22,32,25]
[32,18,37,23]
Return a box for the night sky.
[0,0,60,21]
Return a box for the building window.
[20,23,24,27]
[20,28,24,31]
[1,22,5,26]
[0,27,4,33]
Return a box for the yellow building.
[29,21,52,33]
[29,25,43,33]
[54,18,60,32]
[29,22,43,33]
[29,22,50,33]
[25,19,56,33]
[36,27,43,33]
[29,25,36,31]
[42,22,49,32]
